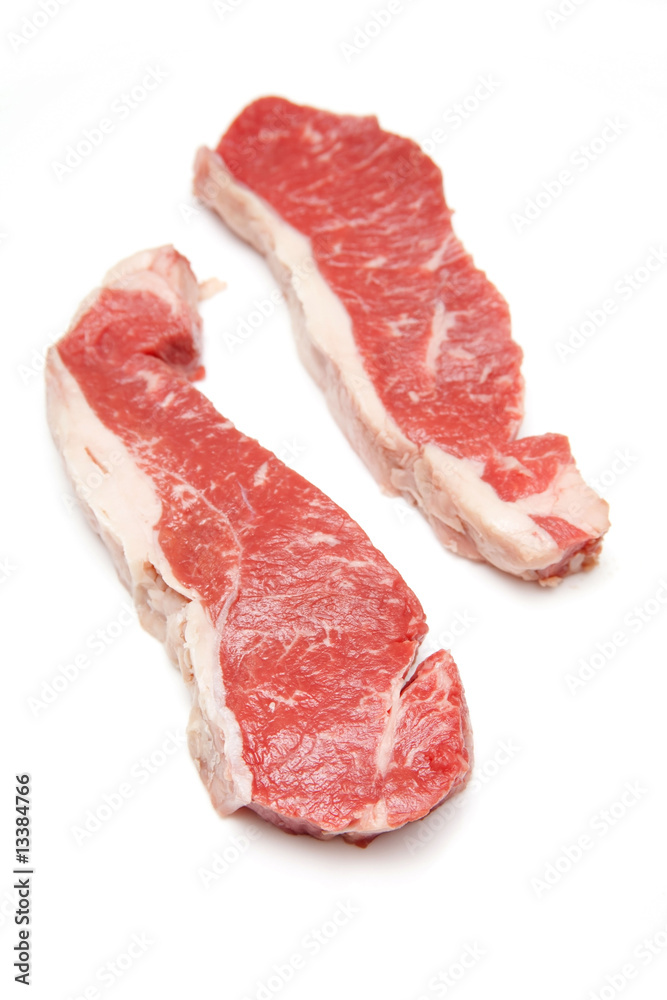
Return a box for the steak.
[45,246,472,842]
[194,97,610,584]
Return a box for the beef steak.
[45,245,472,842]
[194,97,610,584]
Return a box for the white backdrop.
[2,1,667,998]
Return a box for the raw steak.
[45,246,472,842]
[194,97,610,584]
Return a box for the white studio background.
[1,1,667,998]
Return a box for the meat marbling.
[45,245,472,843]
[194,97,610,585]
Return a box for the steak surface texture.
[194,97,610,584]
[46,245,472,842]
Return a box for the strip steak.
[194,97,610,584]
[45,245,472,842]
